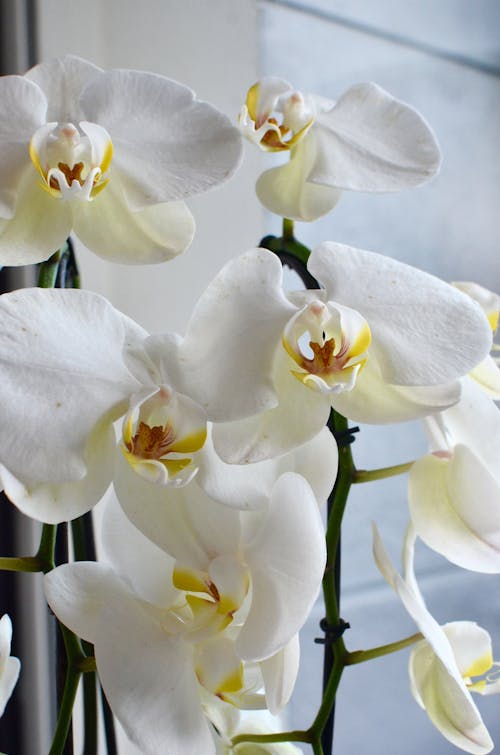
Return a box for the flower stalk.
[345,632,423,666]
[49,625,86,755]
[353,461,414,483]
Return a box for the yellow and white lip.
[29,120,113,202]
[238,79,314,152]
[282,299,371,394]
[121,385,207,486]
[170,556,250,645]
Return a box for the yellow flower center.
[30,121,113,202]
[126,421,175,460]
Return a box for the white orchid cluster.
[0,56,498,755]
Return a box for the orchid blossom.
[0,54,242,265]
[169,243,492,463]
[373,524,498,754]
[0,615,20,719]
[239,77,440,221]
[45,472,325,754]
[408,377,500,572]
[0,287,209,522]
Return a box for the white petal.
[114,449,241,570]
[0,288,145,484]
[101,493,178,608]
[0,167,72,265]
[409,447,500,573]
[0,421,115,523]
[0,657,20,717]
[409,641,493,754]
[212,349,330,463]
[330,353,461,424]
[309,243,492,386]
[179,248,296,421]
[310,82,441,191]
[196,635,243,697]
[25,55,102,122]
[0,76,47,218]
[469,356,500,400]
[248,77,293,124]
[451,282,500,328]
[196,429,279,510]
[122,332,184,387]
[94,596,213,755]
[237,474,326,661]
[73,180,195,263]
[439,378,500,480]
[261,634,300,714]
[44,562,134,643]
[284,426,337,505]
[442,622,493,679]
[0,615,12,662]
[372,524,458,676]
[80,68,242,209]
[256,133,341,221]
[199,425,336,509]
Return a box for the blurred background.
[0,1,499,753]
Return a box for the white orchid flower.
[0,287,209,522]
[170,243,491,463]
[373,523,496,754]
[238,77,440,221]
[0,54,242,265]
[451,282,500,399]
[113,461,326,663]
[45,476,324,754]
[0,615,20,718]
[409,377,500,572]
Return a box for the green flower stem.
[323,411,354,629]
[282,217,295,241]
[49,624,86,755]
[37,249,62,288]
[0,522,57,573]
[231,729,312,747]
[353,461,414,484]
[260,231,311,268]
[37,239,77,289]
[0,556,42,572]
[36,522,57,573]
[313,410,354,754]
[77,657,97,673]
[345,632,423,666]
[308,650,346,754]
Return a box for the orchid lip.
[282,299,371,394]
[239,80,314,152]
[29,120,113,202]
[121,385,207,487]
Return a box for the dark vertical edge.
[0,4,51,754]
